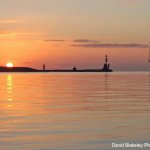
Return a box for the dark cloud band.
[73,39,99,43]
[43,40,65,42]
[70,43,149,48]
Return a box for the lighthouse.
[105,55,108,63]
[100,54,113,72]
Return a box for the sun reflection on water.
[6,74,13,106]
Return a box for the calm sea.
[0,72,150,150]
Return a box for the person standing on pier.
[43,64,45,71]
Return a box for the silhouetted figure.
[43,64,45,71]
[73,66,77,71]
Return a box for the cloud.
[0,20,23,24]
[43,39,65,42]
[70,43,149,48]
[73,39,99,43]
[0,32,18,38]
[0,31,41,38]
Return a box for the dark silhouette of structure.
[100,55,113,72]
[43,64,45,71]
[0,55,113,72]
[73,66,77,71]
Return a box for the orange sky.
[0,0,150,71]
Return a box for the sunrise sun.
[6,62,14,68]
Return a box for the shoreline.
[0,67,113,72]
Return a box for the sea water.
[0,72,150,150]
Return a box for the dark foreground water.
[0,72,150,150]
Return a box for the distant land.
[0,66,113,72]
[0,55,113,72]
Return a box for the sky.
[0,0,150,71]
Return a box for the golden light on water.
[7,75,13,105]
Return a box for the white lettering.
[144,143,150,147]
[112,143,124,148]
